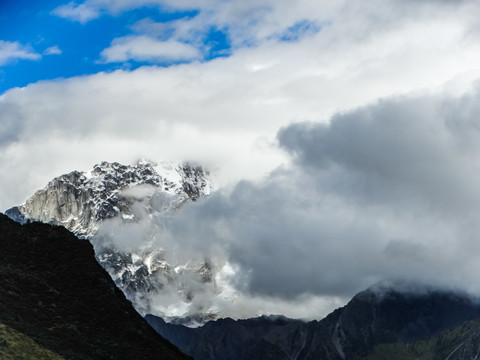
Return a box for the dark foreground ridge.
[147,284,480,360]
[0,213,190,360]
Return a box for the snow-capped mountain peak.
[6,160,214,238]
[5,161,217,320]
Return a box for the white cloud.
[51,1,101,23]
[100,35,200,63]
[52,0,342,46]
[50,0,480,49]
[44,46,62,55]
[0,40,40,66]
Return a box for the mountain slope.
[0,213,190,360]
[146,284,480,360]
[320,284,480,358]
[366,318,480,360]
[5,160,217,318]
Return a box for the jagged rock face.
[6,161,212,238]
[5,161,216,319]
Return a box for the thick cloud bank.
[3,0,480,212]
[162,86,480,305]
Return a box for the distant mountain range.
[147,285,480,360]
[0,213,190,360]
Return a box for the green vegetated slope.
[0,322,65,360]
[365,342,435,360]
[366,319,480,360]
[0,214,190,360]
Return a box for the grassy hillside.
[0,322,65,360]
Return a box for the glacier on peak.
[5,160,221,321]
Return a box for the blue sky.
[0,0,233,93]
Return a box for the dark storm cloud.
[164,85,480,300]
[164,176,384,298]
[278,94,480,214]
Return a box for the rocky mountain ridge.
[6,160,213,238]
[5,160,217,319]
[146,284,480,360]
